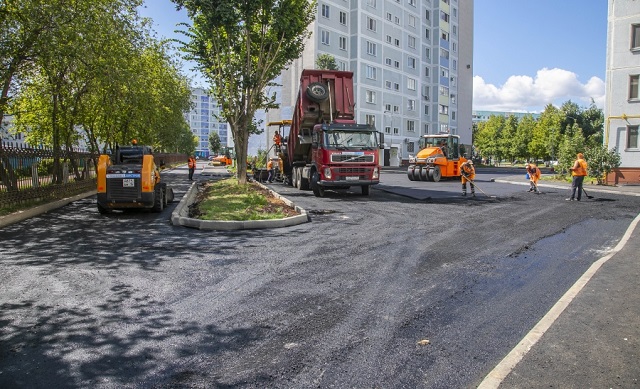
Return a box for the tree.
[585,145,621,184]
[174,0,316,184]
[209,131,221,155]
[316,53,338,70]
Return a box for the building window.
[366,65,377,80]
[425,66,430,78]
[393,82,400,91]
[385,104,392,112]
[367,0,376,7]
[338,61,347,71]
[321,30,330,45]
[408,15,416,28]
[407,77,417,90]
[452,111,456,120]
[440,11,449,22]
[441,67,449,78]
[339,36,347,50]
[386,35,392,44]
[439,104,449,115]
[394,60,400,68]
[407,120,415,131]
[407,100,416,111]
[395,16,400,25]
[385,126,391,134]
[365,114,375,126]
[407,56,416,69]
[425,29,430,40]
[386,12,392,21]
[385,57,392,66]
[340,11,347,25]
[442,31,449,41]
[385,80,392,89]
[408,35,416,49]
[367,41,377,56]
[408,0,415,6]
[425,10,430,20]
[439,86,449,96]
[395,38,400,47]
[424,124,429,134]
[424,104,429,115]
[321,4,330,18]
[394,127,399,135]
[425,48,430,59]
[393,105,399,113]
[628,125,639,149]
[366,90,376,104]
[440,48,450,59]
[630,75,639,100]
[367,17,377,32]
[408,142,415,152]
[451,94,456,104]
[632,24,640,50]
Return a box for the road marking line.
[478,212,640,389]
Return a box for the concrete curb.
[494,179,640,197]
[0,190,97,229]
[171,181,309,230]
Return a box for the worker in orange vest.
[566,152,588,201]
[460,160,476,197]
[525,162,541,194]
[267,158,275,183]
[273,130,282,152]
[188,155,197,181]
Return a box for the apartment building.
[187,87,230,159]
[265,0,474,166]
[605,0,640,184]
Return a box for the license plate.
[123,179,135,187]
[346,176,360,181]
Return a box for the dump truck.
[278,69,383,197]
[96,142,174,214]
[407,134,467,182]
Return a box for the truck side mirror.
[379,132,385,149]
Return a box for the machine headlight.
[372,166,379,179]
[409,155,416,163]
[323,167,332,179]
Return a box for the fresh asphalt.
[1,162,638,388]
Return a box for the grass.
[191,178,299,221]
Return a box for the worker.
[566,152,588,201]
[525,162,541,193]
[460,159,476,197]
[188,155,197,181]
[267,158,274,183]
[273,130,282,152]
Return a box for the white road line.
[477,212,640,389]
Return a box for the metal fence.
[0,141,187,210]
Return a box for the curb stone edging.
[170,181,309,230]
[0,190,97,229]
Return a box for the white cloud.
[473,68,605,113]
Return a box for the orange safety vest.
[267,160,274,170]
[572,158,587,176]
[188,158,196,168]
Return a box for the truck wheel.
[361,185,370,196]
[300,175,310,190]
[166,187,175,203]
[429,166,442,182]
[407,165,415,181]
[152,185,164,212]
[419,166,429,181]
[306,82,329,102]
[311,171,325,197]
[293,168,300,189]
[412,166,421,181]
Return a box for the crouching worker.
[460,160,476,197]
[525,162,541,193]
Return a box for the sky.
[138,0,609,114]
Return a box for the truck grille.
[331,155,374,163]
[106,178,141,200]
[336,167,369,181]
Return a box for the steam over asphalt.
[1,166,638,388]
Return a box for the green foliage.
[174,0,317,184]
[585,145,621,184]
[209,131,222,155]
[316,54,338,70]
[557,125,585,174]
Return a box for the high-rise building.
[605,0,640,184]
[265,0,473,166]
[187,87,230,158]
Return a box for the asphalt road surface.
[1,165,638,388]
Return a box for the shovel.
[465,177,496,198]
[582,188,594,199]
